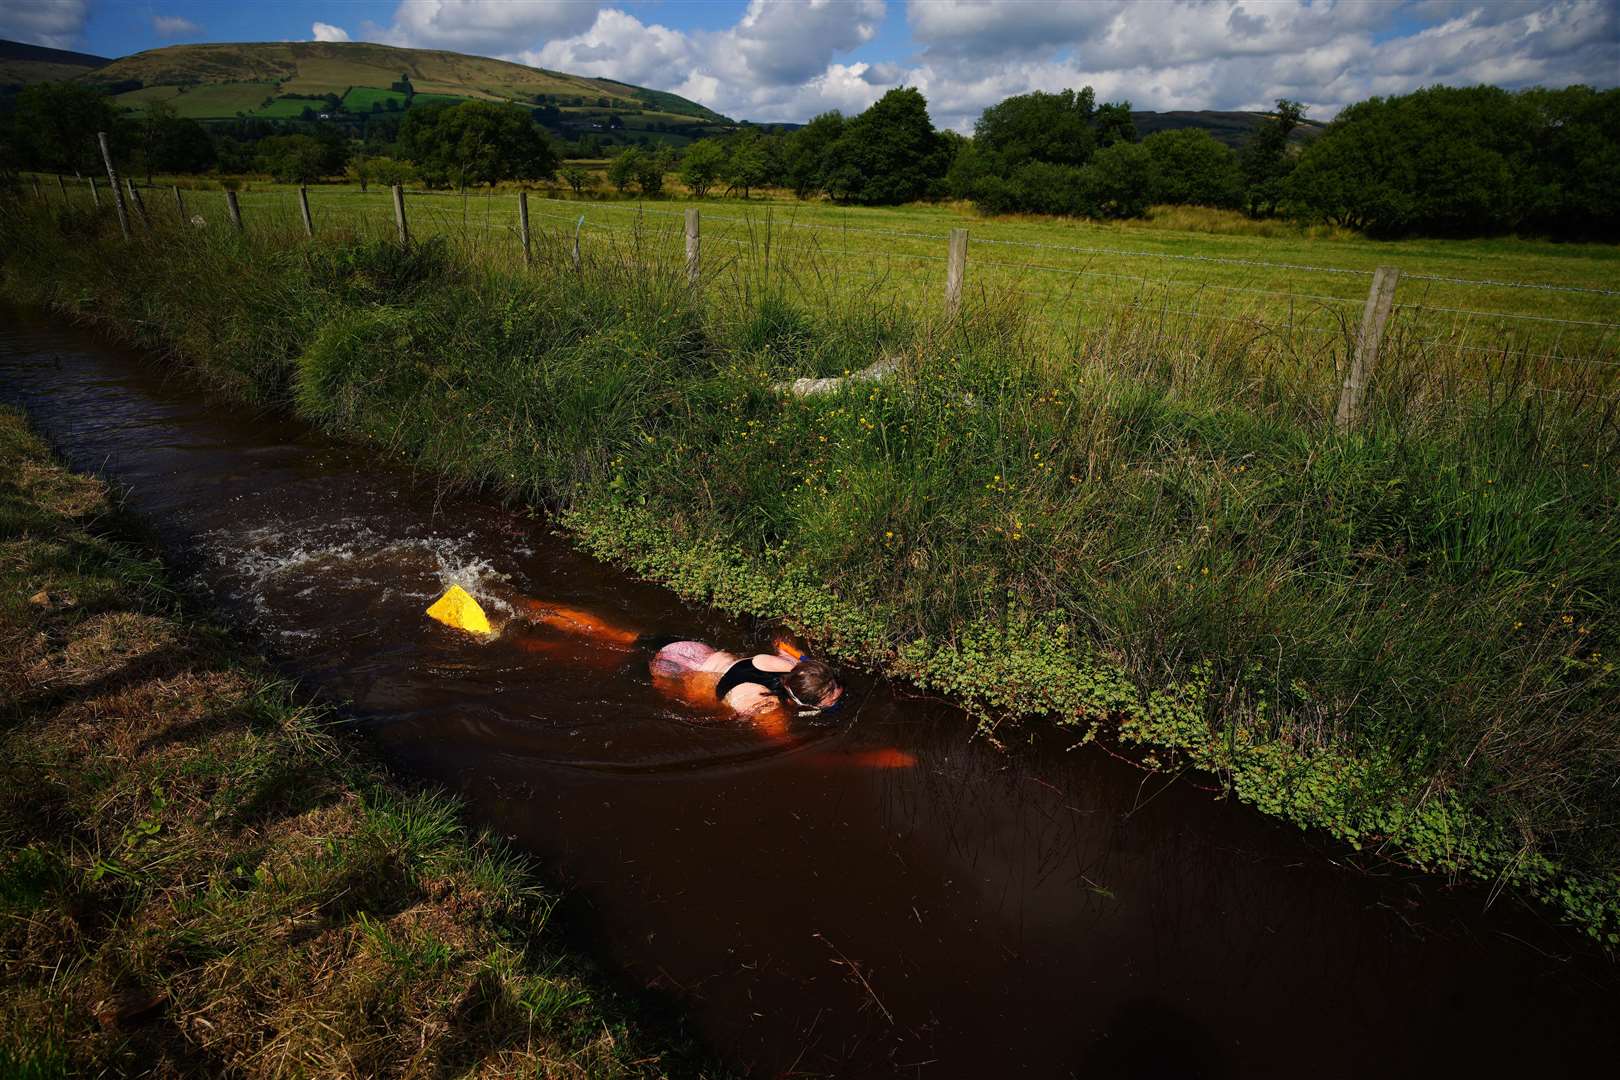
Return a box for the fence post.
[225,190,243,231]
[945,227,969,319]
[684,207,701,287]
[55,175,67,202]
[172,185,185,220]
[88,175,100,208]
[518,191,532,266]
[572,215,583,273]
[1335,266,1400,433]
[125,178,149,228]
[392,184,410,247]
[31,177,42,201]
[97,132,131,241]
[298,185,315,238]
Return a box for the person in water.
[514,602,845,739]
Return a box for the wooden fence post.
[684,208,701,287]
[97,132,131,241]
[392,184,410,247]
[1335,266,1400,433]
[298,185,315,238]
[55,175,67,202]
[31,177,42,201]
[225,190,243,231]
[572,215,583,273]
[172,185,185,220]
[125,178,149,228]
[518,191,532,266]
[945,227,969,318]
[88,175,100,208]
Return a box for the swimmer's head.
[782,659,844,716]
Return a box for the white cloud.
[311,21,352,43]
[152,15,203,38]
[0,0,90,50]
[367,0,603,53]
[524,1,889,120]
[327,0,1617,130]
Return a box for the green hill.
[1130,109,1326,149]
[0,38,110,88]
[77,40,730,130]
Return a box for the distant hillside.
[1131,109,1326,149]
[0,38,110,88]
[76,40,730,142]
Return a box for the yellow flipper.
[426,584,492,636]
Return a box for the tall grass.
[2,193,1616,940]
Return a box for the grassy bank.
[0,407,708,1075]
[1,195,1616,945]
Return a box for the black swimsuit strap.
[714,658,785,702]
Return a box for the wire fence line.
[48,174,1619,414]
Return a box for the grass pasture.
[125,179,1620,380]
[341,85,408,112]
[5,184,1618,944]
[249,95,324,119]
[109,81,279,120]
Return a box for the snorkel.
[773,638,847,718]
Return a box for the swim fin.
[426,584,492,636]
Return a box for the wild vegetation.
[0,407,710,1076]
[1,192,1615,945]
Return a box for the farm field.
[111,81,277,119]
[112,177,1620,382]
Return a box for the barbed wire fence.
[30,137,1620,428]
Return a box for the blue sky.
[5,1,1617,129]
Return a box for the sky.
[2,0,1616,129]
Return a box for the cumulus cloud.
[523,0,889,120]
[0,0,90,50]
[152,15,203,38]
[311,22,352,43]
[367,0,603,54]
[337,0,1616,129]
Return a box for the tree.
[781,111,843,199]
[635,146,672,196]
[14,82,122,175]
[138,101,214,178]
[1240,98,1304,217]
[1093,101,1138,148]
[606,148,641,193]
[560,164,595,195]
[255,134,329,183]
[1143,128,1242,207]
[974,88,1097,169]
[1083,141,1157,218]
[679,138,726,197]
[822,87,949,205]
[725,131,771,198]
[396,101,558,188]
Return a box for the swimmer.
[647,639,844,739]
[510,601,843,739]
[442,592,906,765]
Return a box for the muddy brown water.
[3,309,1616,1077]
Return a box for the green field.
[119,180,1619,378]
[341,85,407,111]
[113,81,278,119]
[249,95,325,119]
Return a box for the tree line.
[4,77,1616,239]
